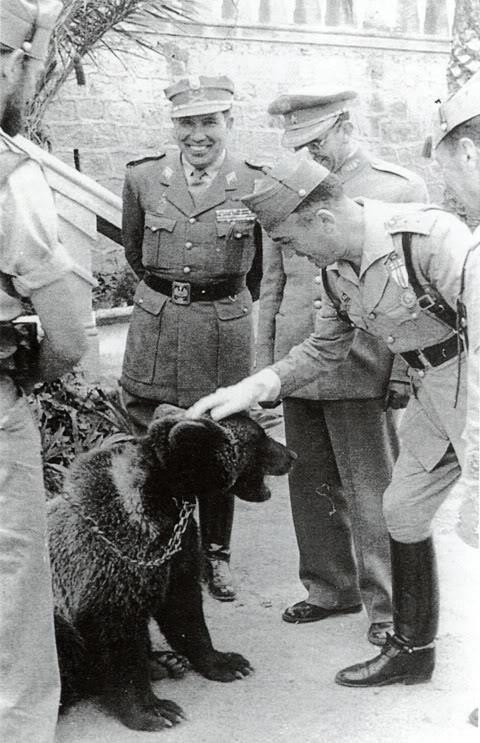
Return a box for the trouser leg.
[323,399,395,622]
[283,398,361,608]
[0,395,60,743]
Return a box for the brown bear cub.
[48,405,295,732]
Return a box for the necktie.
[190,169,208,186]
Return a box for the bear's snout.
[263,439,297,476]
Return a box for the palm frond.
[25,0,199,143]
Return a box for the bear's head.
[142,404,296,503]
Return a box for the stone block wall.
[44,23,451,272]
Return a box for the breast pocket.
[143,213,176,268]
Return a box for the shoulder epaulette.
[385,206,442,236]
[369,158,419,182]
[126,153,166,167]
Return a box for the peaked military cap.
[429,70,480,151]
[241,156,332,232]
[268,89,357,149]
[164,75,235,118]
[0,0,61,61]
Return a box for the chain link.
[60,491,195,570]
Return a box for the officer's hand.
[187,369,281,421]
[384,380,410,410]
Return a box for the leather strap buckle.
[418,292,437,311]
[171,281,191,305]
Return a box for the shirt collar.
[329,198,397,283]
[182,148,226,180]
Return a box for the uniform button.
[185,241,193,249]
[411,312,418,319]
[314,275,322,284]
[235,232,243,239]
[313,300,322,309]
[189,217,196,224]
[183,266,191,274]
[418,370,425,378]
[298,188,306,197]
[368,311,376,319]
[386,335,395,343]
[242,307,248,313]
[138,298,144,304]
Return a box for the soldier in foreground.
[257,89,428,644]
[188,156,471,687]
[0,1,88,740]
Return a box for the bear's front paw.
[196,650,253,682]
[119,697,186,732]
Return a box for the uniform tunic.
[121,150,263,407]
[256,148,428,617]
[0,132,71,743]
[272,199,471,543]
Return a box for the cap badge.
[288,113,298,125]
[163,166,173,181]
[225,171,237,185]
[189,88,207,102]
[189,76,201,90]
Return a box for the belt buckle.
[172,281,191,305]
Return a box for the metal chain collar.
[61,492,195,570]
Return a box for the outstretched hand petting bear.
[48,404,296,732]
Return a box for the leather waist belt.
[144,273,246,305]
[401,333,462,370]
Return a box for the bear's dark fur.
[48,405,295,732]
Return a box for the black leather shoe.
[205,556,236,601]
[282,600,362,624]
[335,634,435,687]
[367,621,394,646]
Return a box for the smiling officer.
[120,75,264,601]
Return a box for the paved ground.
[55,409,478,743]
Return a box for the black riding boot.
[335,536,439,687]
[199,491,236,601]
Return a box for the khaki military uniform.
[120,148,264,567]
[256,150,428,618]
[273,199,470,543]
[0,133,70,743]
[121,150,263,407]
